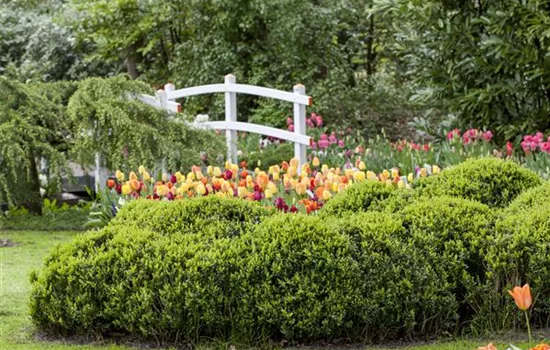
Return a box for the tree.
[373,0,550,141]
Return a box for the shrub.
[233,214,361,340]
[330,212,457,340]
[485,204,550,328]
[398,196,495,325]
[318,180,396,217]
[111,196,275,238]
[504,181,550,214]
[30,224,249,341]
[415,158,542,208]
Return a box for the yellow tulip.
[321,164,329,174]
[213,167,221,177]
[358,161,366,170]
[386,179,392,187]
[142,171,151,182]
[175,171,183,183]
[196,171,204,180]
[288,166,297,178]
[398,179,405,189]
[322,190,332,200]
[231,164,239,173]
[353,171,366,182]
[391,168,399,179]
[273,172,280,181]
[129,171,138,181]
[265,189,273,199]
[312,157,320,167]
[121,183,132,195]
[156,185,169,197]
[225,160,232,170]
[115,170,125,182]
[433,165,441,174]
[408,173,414,183]
[420,168,427,177]
[332,182,338,192]
[290,158,299,168]
[138,165,146,174]
[267,181,278,194]
[187,172,195,181]
[254,167,261,175]
[196,183,207,196]
[382,169,390,181]
[237,186,248,198]
[207,166,214,176]
[366,171,378,181]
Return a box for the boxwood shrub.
[111,195,274,237]
[485,203,550,328]
[329,212,457,340]
[415,158,541,208]
[233,214,362,340]
[504,181,550,214]
[30,223,252,341]
[398,196,495,323]
[318,180,396,217]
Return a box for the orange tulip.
[531,344,550,350]
[106,179,116,189]
[477,344,497,350]
[508,284,532,311]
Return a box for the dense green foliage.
[27,151,550,346]
[111,196,274,237]
[0,77,70,212]
[486,203,550,328]
[318,180,396,217]
[67,76,225,171]
[416,158,542,208]
[504,181,550,214]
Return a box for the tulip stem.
[525,310,533,345]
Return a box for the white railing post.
[293,84,307,170]
[225,74,238,164]
[94,152,103,193]
[156,89,167,110]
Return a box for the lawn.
[0,230,533,350]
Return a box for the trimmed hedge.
[29,159,550,345]
[330,212,456,340]
[318,180,396,217]
[504,181,550,214]
[415,158,541,208]
[111,195,275,237]
[398,196,495,324]
[234,214,361,340]
[485,203,550,327]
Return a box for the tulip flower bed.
[31,158,550,348]
[101,158,440,221]
[241,112,550,179]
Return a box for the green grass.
[0,230,537,350]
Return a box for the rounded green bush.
[399,196,494,324]
[486,203,550,327]
[30,222,251,340]
[504,181,550,214]
[233,214,361,340]
[330,212,457,340]
[415,158,541,208]
[318,180,396,217]
[112,195,274,237]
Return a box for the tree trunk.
[126,55,140,79]
[24,151,43,215]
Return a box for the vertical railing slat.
[293,84,307,171]
[225,74,238,164]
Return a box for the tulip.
[129,171,138,181]
[366,171,378,181]
[265,189,273,199]
[398,179,405,189]
[115,170,125,182]
[156,185,169,197]
[138,165,146,174]
[477,344,497,350]
[196,183,207,196]
[312,157,320,167]
[143,171,151,182]
[322,190,331,200]
[432,165,441,174]
[207,165,214,176]
[273,172,280,181]
[121,183,132,196]
[509,284,532,311]
[358,161,366,170]
[509,284,533,344]
[353,171,365,182]
[129,179,141,192]
[107,179,116,189]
